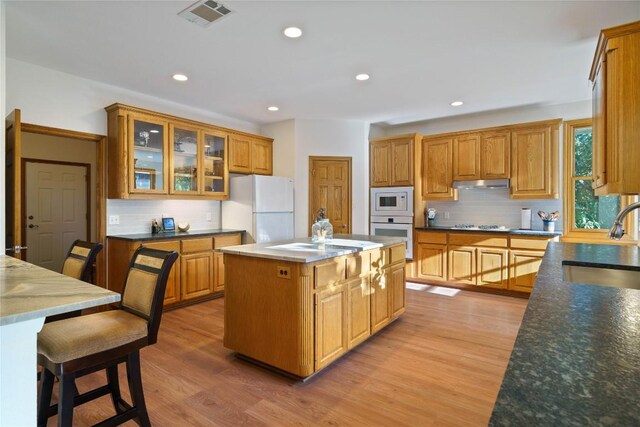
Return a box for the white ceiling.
[6,1,640,127]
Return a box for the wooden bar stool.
[37,246,178,427]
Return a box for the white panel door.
[25,162,87,272]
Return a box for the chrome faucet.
[608,201,640,240]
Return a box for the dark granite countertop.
[415,225,562,237]
[107,228,244,241]
[490,242,640,426]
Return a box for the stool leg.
[106,364,126,414]
[37,368,55,427]
[58,373,76,427]
[126,351,151,427]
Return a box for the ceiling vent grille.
[178,0,233,27]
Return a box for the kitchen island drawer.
[449,233,508,248]
[181,237,213,254]
[346,253,369,278]
[314,258,346,287]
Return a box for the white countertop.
[218,234,405,263]
[0,255,120,326]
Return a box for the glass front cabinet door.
[129,115,168,194]
[170,124,200,195]
[202,130,228,197]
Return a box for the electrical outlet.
[109,215,120,225]
[444,211,450,219]
[206,212,212,222]
[277,266,291,279]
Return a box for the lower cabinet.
[509,250,544,292]
[347,277,371,349]
[315,284,348,370]
[142,240,181,305]
[448,246,476,285]
[477,248,508,289]
[180,252,214,300]
[389,263,406,318]
[370,268,390,334]
[213,252,225,292]
[416,243,448,282]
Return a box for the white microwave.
[370,187,414,217]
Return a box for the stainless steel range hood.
[452,179,510,189]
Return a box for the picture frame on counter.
[162,217,175,231]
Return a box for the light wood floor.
[46,286,528,426]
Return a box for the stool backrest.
[61,240,104,283]
[121,246,178,344]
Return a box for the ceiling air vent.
[178,0,233,27]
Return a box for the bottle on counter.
[151,219,160,234]
[311,208,333,242]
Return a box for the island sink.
[562,263,640,289]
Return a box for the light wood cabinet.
[590,21,640,195]
[422,136,458,200]
[509,250,544,292]
[369,135,417,187]
[107,232,241,308]
[510,124,559,199]
[477,248,508,289]
[481,131,510,179]
[228,134,273,175]
[315,284,348,370]
[347,277,371,349]
[448,246,476,285]
[389,263,406,318]
[416,243,448,282]
[370,268,390,333]
[452,134,481,180]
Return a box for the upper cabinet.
[105,104,271,199]
[422,136,458,200]
[369,134,417,187]
[510,122,560,199]
[590,21,640,196]
[452,131,510,180]
[228,134,273,175]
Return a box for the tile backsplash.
[426,188,562,230]
[106,199,221,235]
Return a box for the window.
[563,119,637,243]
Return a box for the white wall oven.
[370,187,414,259]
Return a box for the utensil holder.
[543,220,555,232]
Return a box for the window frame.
[562,118,637,244]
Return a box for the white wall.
[261,119,295,179]
[374,100,592,230]
[1,2,6,250]
[292,119,370,237]
[6,58,259,136]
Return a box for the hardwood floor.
[45,285,528,426]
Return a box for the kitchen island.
[220,235,406,378]
[490,242,640,425]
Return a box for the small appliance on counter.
[521,208,532,230]
[369,186,414,259]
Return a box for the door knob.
[28,224,39,229]
[28,215,34,220]
[342,224,348,228]
[5,246,28,254]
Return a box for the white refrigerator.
[222,175,294,244]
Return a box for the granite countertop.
[415,225,562,237]
[490,242,640,426]
[107,228,244,241]
[218,234,405,263]
[0,255,120,326]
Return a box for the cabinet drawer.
[141,240,180,252]
[370,248,388,269]
[214,233,241,248]
[510,237,551,251]
[416,231,447,244]
[346,253,369,279]
[389,244,406,264]
[449,233,508,248]
[314,258,346,288]
[181,237,213,254]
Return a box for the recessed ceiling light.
[355,73,370,81]
[149,129,160,134]
[283,27,302,38]
[450,101,464,107]
[267,106,279,112]
[172,73,188,82]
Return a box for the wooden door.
[422,137,457,200]
[510,125,557,199]
[389,263,406,318]
[309,157,351,235]
[143,240,181,305]
[370,140,391,187]
[180,251,213,300]
[25,161,88,273]
[416,243,448,282]
[509,250,544,292]
[315,284,348,370]
[228,135,251,173]
[477,248,508,289]
[448,246,476,285]
[452,134,480,180]
[347,277,370,349]
[481,131,510,179]
[5,109,24,259]
[251,139,273,175]
[370,268,390,333]
[390,139,413,186]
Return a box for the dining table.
[0,255,120,427]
